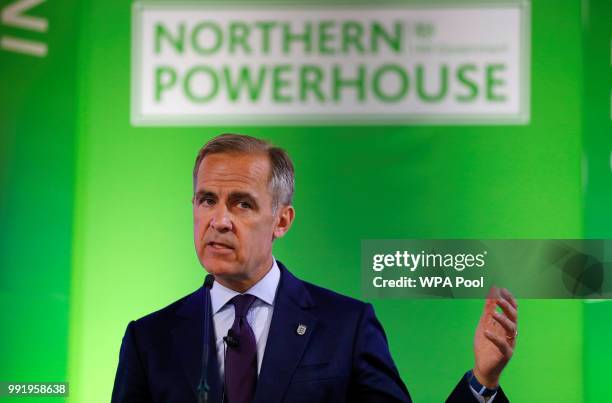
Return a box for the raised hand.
[473,287,518,388]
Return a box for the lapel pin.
[296,324,307,336]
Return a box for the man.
[112,134,518,403]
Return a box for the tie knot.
[231,294,257,318]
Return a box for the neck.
[215,256,273,293]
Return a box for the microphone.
[223,328,239,348]
[220,328,239,403]
[198,274,215,403]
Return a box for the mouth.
[206,241,234,250]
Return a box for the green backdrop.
[1,0,610,402]
[1,0,79,400]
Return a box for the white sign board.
[132,3,530,125]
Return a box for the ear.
[273,205,295,240]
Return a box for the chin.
[201,257,242,278]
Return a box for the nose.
[210,205,233,233]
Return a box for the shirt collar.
[209,257,280,314]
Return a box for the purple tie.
[225,294,257,403]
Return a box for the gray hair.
[193,133,294,212]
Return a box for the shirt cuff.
[469,385,497,403]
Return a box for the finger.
[497,297,517,323]
[500,288,518,310]
[485,330,513,357]
[492,311,517,336]
[483,298,497,318]
[482,287,500,315]
[487,287,501,301]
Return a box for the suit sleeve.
[446,375,510,403]
[348,303,412,403]
[111,321,152,403]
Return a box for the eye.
[199,196,216,206]
[237,200,252,209]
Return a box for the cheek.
[193,224,201,244]
[244,220,275,250]
[193,213,206,243]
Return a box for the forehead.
[196,152,271,192]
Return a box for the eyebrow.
[194,190,216,199]
[194,189,259,208]
[228,192,258,207]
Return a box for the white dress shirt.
[209,258,280,380]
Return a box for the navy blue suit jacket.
[112,261,508,402]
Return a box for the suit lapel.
[254,263,317,403]
[172,287,222,402]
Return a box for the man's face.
[193,152,281,290]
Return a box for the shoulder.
[301,280,380,327]
[278,260,369,313]
[129,287,201,332]
[302,279,367,310]
[282,268,393,355]
[280,263,373,325]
